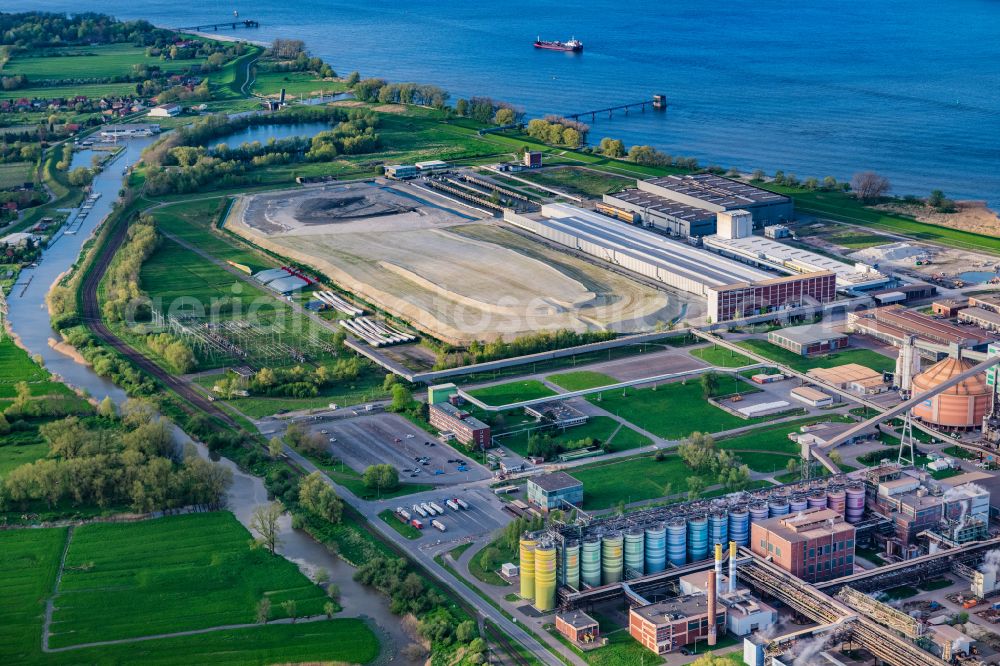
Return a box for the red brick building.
[750,508,856,583]
[555,611,599,644]
[629,595,726,655]
[428,402,491,449]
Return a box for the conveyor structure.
[736,550,948,666]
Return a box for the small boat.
[534,37,583,52]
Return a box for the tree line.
[1,400,232,513]
[351,78,450,109]
[428,328,616,370]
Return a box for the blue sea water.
[15,0,1000,207]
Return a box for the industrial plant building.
[767,323,848,356]
[516,475,868,613]
[527,472,584,512]
[910,357,992,429]
[629,593,726,655]
[703,234,890,294]
[603,174,794,236]
[427,402,491,448]
[958,306,1000,332]
[806,363,888,395]
[848,305,993,349]
[750,508,856,583]
[504,204,837,324]
[870,465,990,545]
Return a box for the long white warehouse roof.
[509,204,772,296]
[702,234,889,291]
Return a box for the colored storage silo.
[534,543,557,611]
[519,537,536,600]
[624,528,645,579]
[667,519,687,566]
[561,540,580,590]
[581,536,601,587]
[789,494,809,513]
[601,533,624,585]
[749,501,769,523]
[687,515,709,562]
[768,497,789,517]
[807,490,828,510]
[827,488,846,516]
[728,507,749,546]
[845,484,865,524]
[709,510,728,549]
[645,525,667,573]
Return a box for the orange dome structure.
[911,357,991,429]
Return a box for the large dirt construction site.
[227,183,686,344]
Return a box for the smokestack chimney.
[714,543,723,598]
[279,88,286,105]
[728,541,737,594]
[707,569,717,647]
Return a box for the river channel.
[5,135,417,663]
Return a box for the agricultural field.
[1,516,378,665]
[0,162,34,189]
[585,379,764,440]
[547,370,618,391]
[516,166,635,197]
[467,379,556,406]
[4,44,205,82]
[49,513,334,647]
[689,345,754,368]
[736,339,896,374]
[495,415,651,457]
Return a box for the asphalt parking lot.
[305,412,492,485]
[387,485,513,541]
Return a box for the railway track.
[484,620,533,666]
[80,211,238,429]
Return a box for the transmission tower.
[898,410,916,467]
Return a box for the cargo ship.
[534,37,583,52]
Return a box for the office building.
[428,402,491,448]
[526,472,583,511]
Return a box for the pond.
[205,121,332,149]
[957,270,1000,285]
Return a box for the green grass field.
[0,162,34,189]
[1,516,378,665]
[495,415,651,457]
[151,198,265,271]
[736,339,896,374]
[586,380,762,440]
[378,509,422,539]
[50,513,334,648]
[467,379,556,406]
[0,338,91,478]
[572,455,711,509]
[689,345,754,368]
[763,184,1000,256]
[252,71,347,98]
[516,166,635,197]
[547,370,618,391]
[6,44,204,81]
